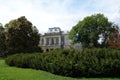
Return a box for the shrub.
[5,48,120,77]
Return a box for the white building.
[39,27,71,52]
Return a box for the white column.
[54,37,56,45]
[59,36,61,46]
[43,37,45,46]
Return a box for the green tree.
[5,16,42,55]
[69,14,114,48]
[0,23,6,56]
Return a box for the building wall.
[39,27,76,52]
[39,34,62,52]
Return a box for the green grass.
[0,59,119,80]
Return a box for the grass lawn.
[0,59,119,80]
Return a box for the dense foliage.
[1,60,119,80]
[69,14,115,48]
[3,16,42,55]
[0,23,6,57]
[6,49,120,77]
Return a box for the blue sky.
[0,0,120,33]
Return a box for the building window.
[56,37,59,45]
[41,38,44,45]
[55,28,57,31]
[51,38,54,45]
[46,38,49,45]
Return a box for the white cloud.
[0,0,120,33]
[89,0,120,23]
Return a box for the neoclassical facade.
[39,27,71,52]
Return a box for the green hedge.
[5,48,120,77]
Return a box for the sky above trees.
[0,0,120,33]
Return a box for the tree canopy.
[69,13,115,48]
[4,16,42,55]
[0,23,6,56]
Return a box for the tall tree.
[5,16,41,55]
[69,13,114,48]
[0,23,6,56]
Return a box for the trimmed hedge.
[5,48,120,77]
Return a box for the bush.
[5,48,120,77]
